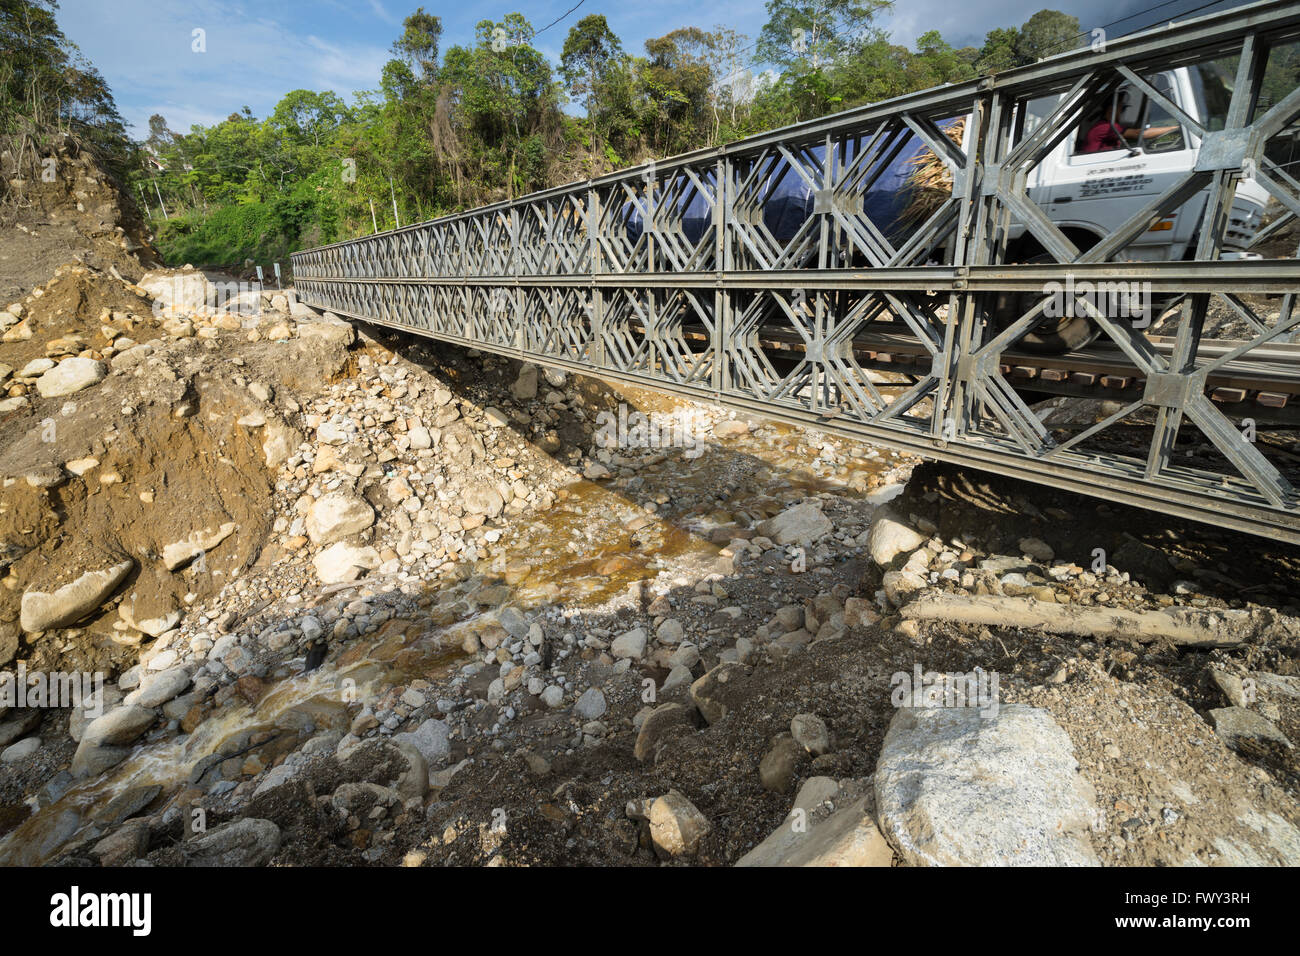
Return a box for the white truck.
[994,60,1272,350]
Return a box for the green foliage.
[1014,9,1081,63]
[0,0,131,176]
[561,14,623,121]
[757,0,893,72]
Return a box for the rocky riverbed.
[0,264,1298,867]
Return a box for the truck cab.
[1010,62,1270,262]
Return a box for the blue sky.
[55,0,1250,136]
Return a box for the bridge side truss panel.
[294,1,1300,544]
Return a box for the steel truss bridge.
[293,0,1300,545]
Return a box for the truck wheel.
[993,253,1102,354]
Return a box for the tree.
[757,0,893,72]
[642,28,721,151]
[976,27,1021,74]
[0,0,124,139]
[390,8,442,82]
[269,89,349,148]
[145,114,174,152]
[1014,9,1080,63]
[561,15,623,120]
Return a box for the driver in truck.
[1078,91,1179,153]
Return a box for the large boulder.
[393,717,450,766]
[20,560,133,633]
[81,705,156,747]
[737,778,894,867]
[462,485,504,518]
[71,740,131,778]
[35,357,106,397]
[866,509,926,567]
[182,818,281,866]
[689,662,747,725]
[634,703,697,763]
[610,627,646,660]
[124,667,191,709]
[511,364,539,401]
[139,270,212,315]
[757,502,832,546]
[312,542,380,584]
[306,492,375,545]
[874,704,1100,866]
[643,790,711,858]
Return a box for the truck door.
[1042,73,1193,261]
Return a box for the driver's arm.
[1123,124,1178,141]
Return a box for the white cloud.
[57,0,392,135]
[367,0,399,26]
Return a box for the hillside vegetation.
[132,3,1090,269]
[6,1,1299,272]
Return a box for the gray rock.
[95,785,162,827]
[759,735,803,792]
[790,713,831,756]
[690,662,746,725]
[646,790,710,858]
[634,702,696,762]
[71,740,131,778]
[540,686,564,708]
[1209,668,1249,709]
[252,763,301,799]
[874,704,1100,866]
[463,485,504,517]
[183,818,281,866]
[656,618,685,644]
[1,736,40,762]
[306,491,375,545]
[610,627,647,660]
[881,569,926,606]
[668,644,699,670]
[511,364,539,401]
[737,778,894,867]
[0,709,41,747]
[757,502,832,546]
[574,688,607,720]
[1018,537,1055,562]
[82,705,155,747]
[1209,707,1293,752]
[125,667,191,708]
[394,717,450,766]
[497,606,529,638]
[661,665,693,693]
[312,542,380,584]
[92,818,150,865]
[390,739,429,800]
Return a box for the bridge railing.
[294,0,1300,544]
